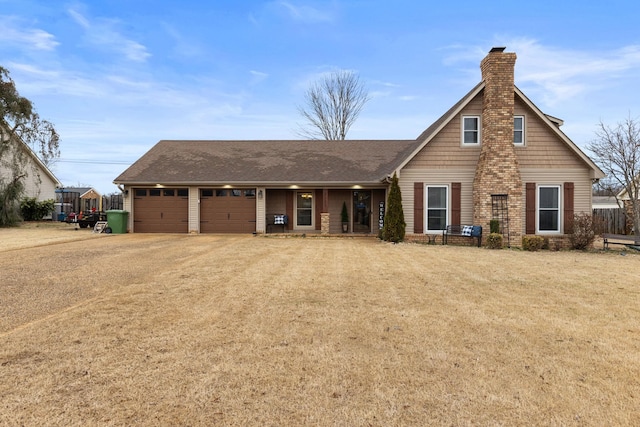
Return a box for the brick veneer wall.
[473,49,524,247]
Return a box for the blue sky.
[1,0,639,194]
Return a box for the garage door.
[133,188,189,233]
[200,188,256,233]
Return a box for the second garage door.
[200,188,256,233]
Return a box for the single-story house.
[114,47,605,247]
[0,123,61,202]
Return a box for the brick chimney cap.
[489,47,506,53]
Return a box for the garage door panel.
[200,188,256,233]
[133,188,188,233]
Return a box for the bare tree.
[587,116,640,234]
[297,70,369,140]
[1,67,60,166]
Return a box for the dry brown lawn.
[1,222,639,426]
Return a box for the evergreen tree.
[381,172,405,242]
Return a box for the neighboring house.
[114,47,604,247]
[55,187,103,217]
[0,124,61,202]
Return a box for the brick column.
[473,48,523,247]
[321,212,330,234]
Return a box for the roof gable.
[396,83,605,179]
[0,122,62,187]
[514,87,604,179]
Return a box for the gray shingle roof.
[114,139,421,186]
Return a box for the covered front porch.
[257,188,387,235]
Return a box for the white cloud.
[443,39,640,107]
[249,70,269,84]
[0,15,59,51]
[67,8,151,62]
[271,1,335,24]
[160,22,205,59]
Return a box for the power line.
[56,159,132,165]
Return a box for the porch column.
[321,188,330,234]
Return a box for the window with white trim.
[538,186,560,232]
[295,191,314,228]
[426,185,448,231]
[462,116,480,146]
[514,115,525,145]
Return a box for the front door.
[353,191,371,233]
[295,191,314,229]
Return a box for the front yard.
[1,225,639,425]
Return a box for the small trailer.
[65,211,107,229]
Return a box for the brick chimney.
[472,47,523,246]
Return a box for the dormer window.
[462,116,480,146]
[514,115,525,145]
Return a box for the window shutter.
[564,182,574,234]
[451,183,461,225]
[526,183,536,234]
[414,182,424,234]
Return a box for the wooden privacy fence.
[593,208,626,235]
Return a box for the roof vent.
[489,47,506,53]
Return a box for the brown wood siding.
[285,191,294,230]
[564,182,574,233]
[315,189,322,230]
[451,182,461,225]
[133,188,188,233]
[406,94,483,169]
[526,183,536,234]
[413,182,424,233]
[328,189,351,234]
[200,189,256,233]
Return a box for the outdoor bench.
[266,214,288,233]
[602,233,640,250]
[443,225,482,247]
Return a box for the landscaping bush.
[490,219,500,234]
[486,232,503,249]
[569,212,596,250]
[20,198,55,221]
[0,180,24,226]
[522,235,545,251]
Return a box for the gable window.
[462,116,480,146]
[426,185,448,231]
[538,186,560,232]
[514,115,525,145]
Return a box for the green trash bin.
[105,210,129,234]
